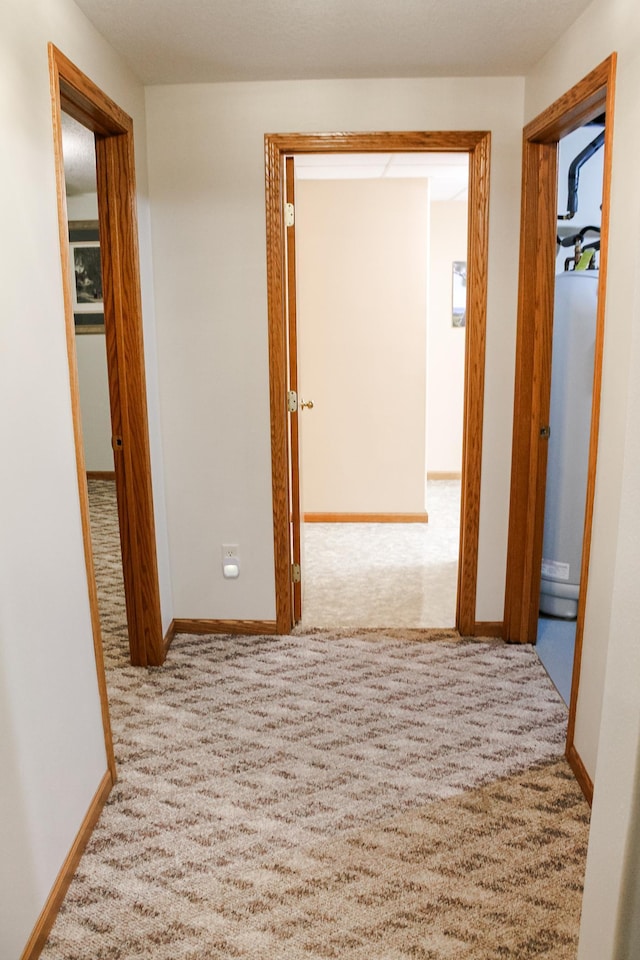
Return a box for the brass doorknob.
[300,399,314,410]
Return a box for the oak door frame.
[285,157,303,622]
[49,44,165,668]
[265,131,491,635]
[503,55,616,802]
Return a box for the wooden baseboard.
[471,621,505,638]
[157,618,280,655]
[172,619,279,636]
[566,741,594,805]
[427,471,462,480]
[20,769,113,960]
[86,471,115,481]
[304,512,428,524]
[163,619,176,656]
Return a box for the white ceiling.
[62,112,97,195]
[296,153,469,201]
[73,0,587,86]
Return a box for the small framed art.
[69,220,104,334]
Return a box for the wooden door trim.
[49,44,164,668]
[567,58,616,782]
[285,157,303,622]
[503,139,558,644]
[49,47,115,777]
[265,131,491,635]
[503,54,616,799]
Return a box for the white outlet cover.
[222,561,240,579]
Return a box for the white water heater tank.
[540,270,598,619]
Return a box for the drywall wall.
[145,76,524,621]
[427,200,467,474]
[76,335,113,471]
[525,0,640,956]
[0,0,170,955]
[66,190,99,222]
[295,177,429,516]
[294,183,466,515]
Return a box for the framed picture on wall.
[69,220,104,334]
[452,260,467,328]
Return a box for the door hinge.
[540,425,551,438]
[285,202,295,227]
[292,563,301,583]
[287,390,298,412]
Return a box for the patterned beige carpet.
[41,481,590,959]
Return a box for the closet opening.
[503,54,616,803]
[536,117,605,705]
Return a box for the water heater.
[540,270,598,619]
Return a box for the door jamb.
[284,157,303,622]
[49,44,165,670]
[265,131,491,635]
[503,55,617,803]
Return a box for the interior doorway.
[265,131,491,637]
[49,45,165,669]
[290,154,468,629]
[61,110,134,678]
[536,118,605,705]
[503,55,616,803]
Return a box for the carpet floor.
[40,481,590,959]
[300,480,461,629]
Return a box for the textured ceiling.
[73,0,587,85]
[62,112,97,196]
[296,153,469,201]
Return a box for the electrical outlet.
[222,544,240,579]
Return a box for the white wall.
[295,183,466,513]
[66,190,99,222]
[0,0,171,955]
[145,76,524,621]
[296,177,429,516]
[427,200,467,474]
[524,0,640,956]
[76,335,113,471]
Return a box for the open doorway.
[265,131,491,637]
[291,153,468,628]
[503,54,616,802]
[49,45,165,668]
[61,112,130,672]
[536,119,605,704]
